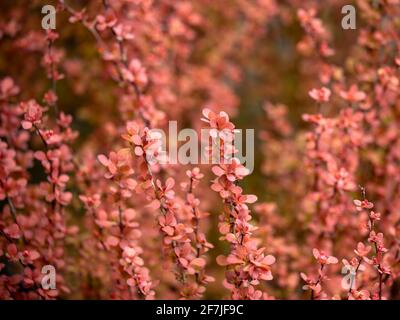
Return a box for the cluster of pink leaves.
[0,29,77,298]
[92,121,215,299]
[201,109,275,299]
[258,2,400,300]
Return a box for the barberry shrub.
[0,0,400,300]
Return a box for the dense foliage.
[1,0,400,300]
